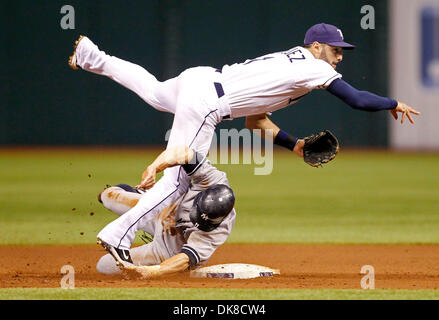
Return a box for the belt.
[213,70,231,119]
[213,82,230,120]
[214,82,224,98]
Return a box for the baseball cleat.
[98,190,104,203]
[97,238,134,268]
[68,35,85,70]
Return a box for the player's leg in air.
[68,36,226,256]
[95,88,219,252]
[98,184,144,217]
[69,36,179,114]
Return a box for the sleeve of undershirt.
[327,78,398,111]
[182,152,206,176]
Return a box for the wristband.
[274,130,298,151]
[182,152,206,176]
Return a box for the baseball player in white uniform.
[96,145,236,278]
[68,23,420,256]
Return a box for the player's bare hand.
[390,102,420,124]
[123,265,161,279]
[136,165,157,190]
[293,139,305,158]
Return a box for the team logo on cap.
[337,29,344,39]
[201,213,209,221]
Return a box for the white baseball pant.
[74,37,230,249]
[96,186,183,275]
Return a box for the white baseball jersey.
[220,46,342,118]
[76,37,340,252]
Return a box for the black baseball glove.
[303,130,339,167]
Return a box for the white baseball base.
[190,263,280,279]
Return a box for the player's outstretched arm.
[136,146,195,189]
[327,79,420,124]
[246,113,304,157]
[124,253,190,279]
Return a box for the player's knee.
[98,184,140,203]
[96,254,122,275]
[99,185,142,216]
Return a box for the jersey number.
[243,48,305,66]
[243,56,274,65]
[283,48,305,63]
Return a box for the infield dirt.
[1,244,439,289]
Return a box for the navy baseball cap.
[304,23,355,49]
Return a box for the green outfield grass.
[0,149,438,245]
[1,288,439,300]
[1,148,438,300]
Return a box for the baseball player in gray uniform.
[68,23,420,257]
[96,146,236,278]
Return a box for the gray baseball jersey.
[96,159,236,274]
[174,157,236,267]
